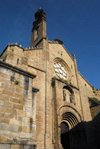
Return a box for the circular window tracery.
[54,63,67,79]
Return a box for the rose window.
[54,63,67,79]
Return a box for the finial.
[73,53,76,59]
[15,42,17,45]
[19,45,22,47]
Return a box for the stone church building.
[0,9,100,149]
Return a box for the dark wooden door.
[61,122,70,149]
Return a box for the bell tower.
[31,9,46,47]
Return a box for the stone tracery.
[54,63,67,79]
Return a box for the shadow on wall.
[61,112,100,149]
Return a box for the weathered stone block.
[0,82,4,88]
[5,113,14,119]
[3,95,10,101]
[0,135,8,143]
[0,118,10,124]
[13,104,23,110]
[2,89,14,96]
[0,123,18,132]
[5,101,12,108]
[10,97,23,104]
[24,145,35,149]
[0,144,10,149]
[4,84,15,92]
[0,94,4,100]
[22,126,27,132]
[3,108,17,117]
[0,78,9,84]
[11,144,23,149]
[17,110,26,117]
[13,93,24,99]
[16,87,24,94]
[0,113,5,119]
[0,100,5,106]
[18,126,22,132]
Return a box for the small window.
[11,76,14,82]
[63,89,66,101]
[17,58,19,64]
[34,26,39,40]
[36,26,39,36]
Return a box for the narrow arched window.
[17,58,19,64]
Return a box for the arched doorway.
[61,122,69,134]
[61,121,70,149]
[60,112,79,149]
[57,104,82,148]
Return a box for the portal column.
[32,87,39,138]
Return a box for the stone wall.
[0,144,36,149]
[0,61,37,148]
[90,105,100,119]
[78,73,93,121]
[0,39,100,149]
[0,44,48,149]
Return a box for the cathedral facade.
[0,9,100,149]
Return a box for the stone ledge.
[0,61,36,79]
